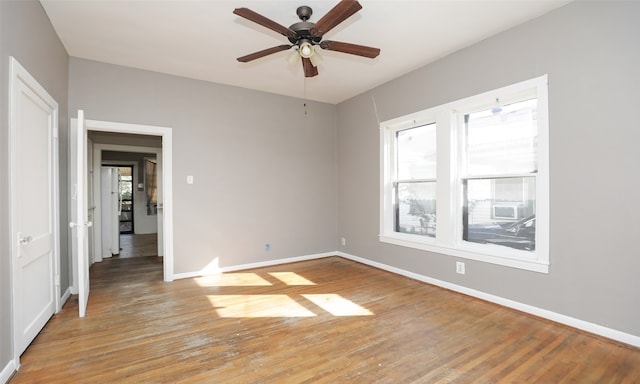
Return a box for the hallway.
[117,233,158,258]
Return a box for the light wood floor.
[10,256,640,383]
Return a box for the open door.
[70,110,91,317]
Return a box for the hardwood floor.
[117,233,158,258]
[10,256,640,383]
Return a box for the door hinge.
[55,274,61,287]
[53,126,59,139]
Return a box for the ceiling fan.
[233,0,380,78]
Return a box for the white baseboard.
[172,252,334,280]
[337,251,640,349]
[60,287,72,308]
[1,359,16,384]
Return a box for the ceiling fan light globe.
[309,49,323,67]
[287,49,301,65]
[299,41,314,58]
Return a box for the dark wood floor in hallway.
[9,256,640,383]
[117,233,158,258]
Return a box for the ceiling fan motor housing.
[289,6,322,45]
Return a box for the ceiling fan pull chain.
[303,77,308,115]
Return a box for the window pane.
[465,99,537,175]
[119,177,133,200]
[463,177,535,251]
[397,123,436,180]
[395,182,436,237]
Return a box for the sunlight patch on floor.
[302,294,374,316]
[268,272,316,286]
[207,295,316,318]
[196,273,272,287]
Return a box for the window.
[394,123,437,238]
[380,76,549,273]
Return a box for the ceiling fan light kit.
[233,0,380,78]
[298,40,314,58]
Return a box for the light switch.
[187,175,194,184]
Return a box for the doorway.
[100,157,159,259]
[71,117,174,292]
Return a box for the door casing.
[71,118,174,285]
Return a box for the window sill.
[379,234,549,273]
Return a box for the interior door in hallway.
[10,57,60,356]
[70,110,91,317]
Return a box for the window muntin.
[380,75,549,273]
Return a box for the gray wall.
[337,0,640,337]
[0,0,69,371]
[68,58,338,274]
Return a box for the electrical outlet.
[340,237,346,246]
[456,261,465,275]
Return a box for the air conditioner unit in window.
[493,203,521,220]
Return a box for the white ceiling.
[40,0,571,104]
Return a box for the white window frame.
[380,75,549,273]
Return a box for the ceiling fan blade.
[310,0,362,38]
[319,40,380,58]
[302,57,319,78]
[237,45,292,63]
[233,8,296,39]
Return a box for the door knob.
[19,235,33,244]
[70,221,93,228]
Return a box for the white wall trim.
[336,251,640,349]
[172,252,334,280]
[60,287,72,308]
[0,360,17,384]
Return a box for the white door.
[156,151,164,257]
[100,167,117,258]
[70,110,91,317]
[9,57,60,356]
